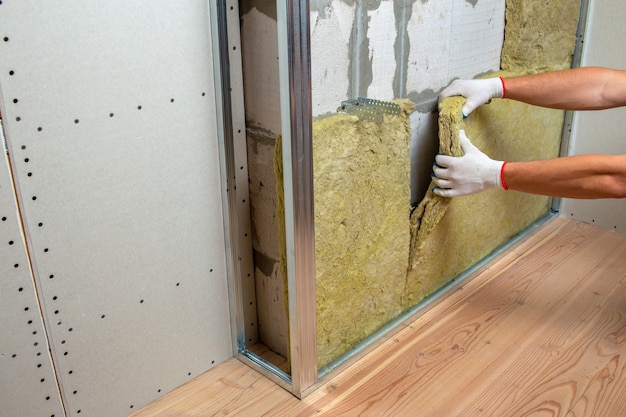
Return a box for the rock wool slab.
[314,100,414,368]
[404,72,564,309]
[501,1,580,71]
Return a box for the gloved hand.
[432,130,507,197]
[438,77,505,117]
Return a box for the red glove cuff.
[501,161,509,190]
[500,77,506,99]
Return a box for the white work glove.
[432,130,506,197]
[438,77,504,117]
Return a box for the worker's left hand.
[432,130,505,197]
[439,77,504,117]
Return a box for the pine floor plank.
[130,218,626,417]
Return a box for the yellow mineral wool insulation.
[275,100,415,369]
[403,72,564,309]
[314,99,414,368]
[501,0,580,71]
[273,134,291,372]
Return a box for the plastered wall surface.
[560,0,626,233]
[310,0,506,116]
[0,2,232,416]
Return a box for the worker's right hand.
[438,77,504,117]
[431,130,506,197]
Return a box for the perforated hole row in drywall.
[0,151,65,416]
[6,92,227,416]
[2,2,236,415]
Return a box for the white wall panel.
[560,0,626,233]
[0,1,232,416]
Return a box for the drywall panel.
[0,1,232,416]
[560,0,626,233]
[1,147,65,417]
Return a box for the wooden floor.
[130,217,626,417]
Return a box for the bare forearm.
[504,154,626,199]
[504,67,626,110]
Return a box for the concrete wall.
[310,0,505,116]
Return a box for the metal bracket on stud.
[337,97,401,123]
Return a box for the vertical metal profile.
[277,0,318,397]
[211,0,257,356]
[210,0,239,355]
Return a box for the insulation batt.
[275,100,414,369]
[501,1,580,72]
[405,71,564,309]
[313,100,414,368]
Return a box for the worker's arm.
[439,67,626,116]
[503,154,626,199]
[504,67,626,110]
[432,131,626,199]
